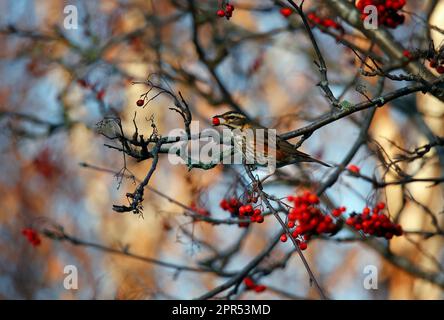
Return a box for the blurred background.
[0,0,443,299]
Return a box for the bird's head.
[212,111,248,130]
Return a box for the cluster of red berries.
[220,197,264,227]
[216,3,235,20]
[346,202,403,239]
[243,277,266,293]
[22,228,41,247]
[429,59,444,74]
[356,0,406,29]
[283,192,344,250]
[307,12,343,32]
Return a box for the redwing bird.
[212,111,330,168]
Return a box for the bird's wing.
[246,125,330,167]
[248,125,278,157]
[248,126,303,158]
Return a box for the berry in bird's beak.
[212,117,221,126]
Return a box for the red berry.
[294,226,304,235]
[253,209,261,216]
[301,212,310,223]
[21,228,41,247]
[96,89,105,100]
[77,79,89,88]
[293,197,301,205]
[299,242,308,250]
[302,190,311,199]
[309,217,319,228]
[327,223,337,233]
[382,221,391,229]
[280,234,288,242]
[220,199,229,210]
[288,221,295,228]
[394,224,403,236]
[385,232,393,240]
[362,207,370,215]
[226,4,234,12]
[307,13,316,20]
[212,117,220,126]
[307,194,319,204]
[403,50,412,59]
[243,277,255,289]
[288,210,297,221]
[254,285,266,293]
[436,66,444,74]
[377,202,386,210]
[316,222,327,234]
[244,204,253,213]
[136,99,144,107]
[280,8,293,17]
[217,10,225,17]
[256,216,264,223]
[347,164,360,174]
[346,217,354,226]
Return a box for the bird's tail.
[307,156,331,167]
[297,151,331,167]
